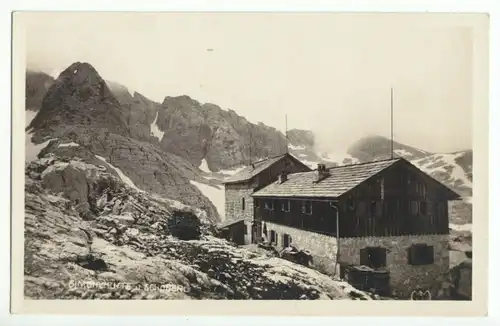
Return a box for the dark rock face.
[28,62,130,138]
[157,96,289,171]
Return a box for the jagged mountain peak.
[28,61,129,139]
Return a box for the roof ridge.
[250,153,286,165]
[325,157,402,171]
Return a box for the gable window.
[281,200,291,212]
[301,201,312,215]
[264,200,274,211]
[408,244,434,265]
[360,247,387,268]
[242,198,245,211]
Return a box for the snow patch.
[289,144,306,151]
[189,180,225,219]
[290,154,318,169]
[26,137,57,163]
[394,149,414,157]
[199,159,211,173]
[94,155,142,192]
[218,166,246,176]
[412,152,472,189]
[301,160,319,169]
[321,151,359,165]
[58,142,79,148]
[450,223,472,233]
[150,112,165,141]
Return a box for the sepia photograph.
[9,11,489,316]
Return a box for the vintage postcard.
[10,11,489,316]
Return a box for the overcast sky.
[24,12,473,153]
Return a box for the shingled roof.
[222,153,306,184]
[251,158,400,198]
[252,158,460,199]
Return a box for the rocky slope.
[24,155,375,300]
[26,63,220,222]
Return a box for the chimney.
[316,163,330,182]
[278,171,288,184]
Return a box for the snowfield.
[190,180,225,220]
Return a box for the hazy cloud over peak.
[25,12,472,153]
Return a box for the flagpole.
[391,87,394,159]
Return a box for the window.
[408,244,434,265]
[283,234,292,248]
[255,200,260,209]
[270,230,277,244]
[301,201,312,215]
[264,200,274,211]
[281,200,291,212]
[241,198,245,211]
[422,183,427,198]
[360,247,387,268]
[420,202,428,215]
